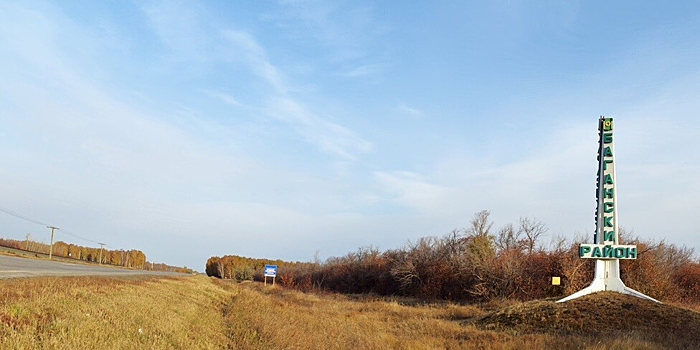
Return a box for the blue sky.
[1,0,699,270]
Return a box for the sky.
[1,0,699,270]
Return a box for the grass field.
[1,275,698,349]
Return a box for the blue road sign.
[264,264,277,277]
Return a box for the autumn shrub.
[674,260,700,301]
[621,239,695,301]
[234,265,255,282]
[320,246,397,295]
[207,211,699,305]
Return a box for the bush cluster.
[206,211,700,303]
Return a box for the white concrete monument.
[558,117,659,303]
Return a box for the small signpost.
[264,264,277,286]
[558,117,659,303]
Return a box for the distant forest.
[206,210,700,303]
[0,236,193,273]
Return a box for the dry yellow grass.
[218,280,549,350]
[0,275,230,349]
[218,282,700,350]
[1,276,696,349]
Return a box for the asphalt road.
[0,255,186,278]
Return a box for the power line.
[0,204,106,247]
[60,228,102,245]
[0,205,49,227]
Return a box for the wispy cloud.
[267,1,388,80]
[141,3,372,160]
[340,64,377,78]
[219,28,372,159]
[273,2,377,59]
[374,171,450,214]
[372,122,596,234]
[141,0,218,61]
[0,2,298,267]
[396,103,422,117]
[268,97,372,159]
[221,29,287,94]
[204,90,244,107]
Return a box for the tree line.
[0,236,193,273]
[205,254,313,282]
[206,210,700,303]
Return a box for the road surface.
[0,255,186,278]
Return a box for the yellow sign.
[552,277,561,285]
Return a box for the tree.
[518,217,547,254]
[205,256,221,277]
[462,211,497,300]
[24,233,33,251]
[467,210,493,237]
[496,223,521,252]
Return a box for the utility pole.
[47,226,59,260]
[98,243,105,265]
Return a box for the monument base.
[557,259,660,303]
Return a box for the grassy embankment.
[1,275,698,349]
[0,245,82,264]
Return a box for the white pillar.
[558,117,658,303]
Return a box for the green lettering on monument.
[604,231,615,242]
[604,216,613,227]
[629,247,637,259]
[603,147,613,157]
[604,188,614,199]
[579,246,591,257]
[603,245,614,258]
[604,202,614,213]
[614,247,625,259]
[592,246,602,258]
[603,159,613,170]
[603,132,613,144]
[604,174,613,184]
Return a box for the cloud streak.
[142,3,373,161]
[205,90,244,107]
[396,103,422,117]
[219,28,372,160]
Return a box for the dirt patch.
[474,292,700,347]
